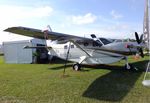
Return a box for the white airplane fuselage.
[49,41,138,65]
[3,26,144,66]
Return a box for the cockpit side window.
[99,38,112,45]
[93,41,100,47]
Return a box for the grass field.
[0,56,150,103]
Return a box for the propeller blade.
[135,32,140,44]
[139,48,144,58]
[140,34,143,43]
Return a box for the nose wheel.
[124,63,138,71]
[124,57,138,71]
[73,63,81,71]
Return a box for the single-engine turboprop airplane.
[4,27,145,71]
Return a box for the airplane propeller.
[135,32,143,44]
[135,32,144,58]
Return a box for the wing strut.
[69,40,91,57]
[62,42,71,77]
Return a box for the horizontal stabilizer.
[24,45,52,49]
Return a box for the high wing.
[4,26,91,42]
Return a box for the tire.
[73,63,81,71]
[124,64,131,70]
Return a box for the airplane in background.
[4,26,145,71]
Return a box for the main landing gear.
[72,56,87,71]
[124,57,138,71]
[72,56,139,71]
[73,63,81,71]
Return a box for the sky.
[0,0,146,44]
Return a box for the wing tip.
[3,27,18,32]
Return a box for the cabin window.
[71,45,74,48]
[84,42,89,46]
[64,45,67,49]
[93,41,100,47]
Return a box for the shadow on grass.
[82,60,148,102]
[49,56,72,64]
[48,64,72,70]
[48,56,73,70]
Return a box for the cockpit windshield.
[99,38,112,45]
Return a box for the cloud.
[110,10,123,19]
[0,5,53,43]
[106,24,129,31]
[0,5,53,27]
[28,6,53,18]
[71,13,97,25]
[0,5,53,18]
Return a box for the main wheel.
[73,63,81,71]
[124,64,131,70]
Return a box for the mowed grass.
[0,56,150,103]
